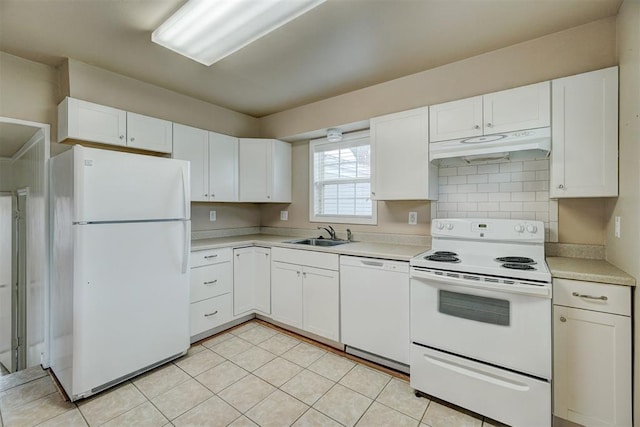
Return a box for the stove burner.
[495,256,536,265]
[434,251,458,256]
[501,263,536,271]
[424,253,461,263]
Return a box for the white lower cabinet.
[189,248,233,339]
[233,247,271,317]
[271,248,339,342]
[553,278,632,427]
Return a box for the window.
[309,130,376,224]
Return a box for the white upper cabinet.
[370,107,438,200]
[239,138,291,203]
[550,67,619,198]
[126,112,173,154]
[429,82,550,142]
[58,97,127,147]
[173,124,239,202]
[58,97,172,154]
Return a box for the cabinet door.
[302,266,339,341]
[209,132,239,202]
[233,247,255,316]
[553,305,631,426]
[61,97,127,146]
[239,138,271,202]
[429,96,483,142]
[270,140,292,203]
[371,107,437,200]
[253,247,271,315]
[550,67,618,198]
[173,124,209,202]
[271,261,302,329]
[483,82,550,134]
[126,112,173,154]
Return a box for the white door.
[271,261,302,329]
[553,305,632,426]
[429,96,483,142]
[209,132,239,202]
[302,266,339,341]
[0,195,12,371]
[483,82,550,134]
[253,247,271,315]
[239,139,271,202]
[126,112,173,154]
[74,146,190,222]
[233,247,255,316]
[71,98,127,147]
[173,124,209,202]
[73,220,190,395]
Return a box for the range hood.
[430,127,551,165]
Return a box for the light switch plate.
[408,211,418,225]
[210,211,216,222]
[615,216,621,238]
[280,211,288,221]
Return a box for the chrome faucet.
[346,229,353,242]
[317,225,336,240]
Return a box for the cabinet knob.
[486,123,493,128]
[371,192,376,196]
[211,193,215,198]
[474,125,480,130]
[559,316,566,323]
[130,137,135,142]
[204,194,208,197]
[267,195,271,199]
[558,184,565,189]
[119,135,124,140]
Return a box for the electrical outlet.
[615,216,621,238]
[280,211,288,221]
[209,211,216,222]
[408,211,418,225]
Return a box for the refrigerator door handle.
[182,221,190,274]
[181,166,189,219]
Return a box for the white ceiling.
[0,0,622,118]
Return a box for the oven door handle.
[411,268,551,298]
[423,353,530,392]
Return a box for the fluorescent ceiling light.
[152,0,326,66]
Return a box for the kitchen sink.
[286,238,350,247]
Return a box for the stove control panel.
[432,219,544,242]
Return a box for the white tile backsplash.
[434,157,558,242]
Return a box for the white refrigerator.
[50,145,191,401]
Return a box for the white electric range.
[410,218,552,427]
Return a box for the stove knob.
[514,225,524,233]
[435,221,444,230]
[446,223,454,230]
[526,224,538,233]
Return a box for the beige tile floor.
[0,320,506,427]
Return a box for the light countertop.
[191,234,428,262]
[546,257,636,287]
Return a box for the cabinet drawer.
[553,278,630,316]
[190,294,231,337]
[190,247,232,268]
[190,263,232,303]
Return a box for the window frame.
[308,130,377,225]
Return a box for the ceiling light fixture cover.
[327,128,342,142]
[152,0,326,66]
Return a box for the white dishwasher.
[340,256,410,371]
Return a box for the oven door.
[410,268,551,379]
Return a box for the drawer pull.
[572,292,608,301]
[559,316,567,323]
[204,255,218,259]
[203,280,218,285]
[204,310,219,317]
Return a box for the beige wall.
[608,0,640,424]
[258,18,617,241]
[64,59,260,138]
[0,52,58,130]
[260,140,431,237]
[191,203,261,232]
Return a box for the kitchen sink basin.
[286,238,350,247]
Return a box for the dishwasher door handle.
[361,260,384,267]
